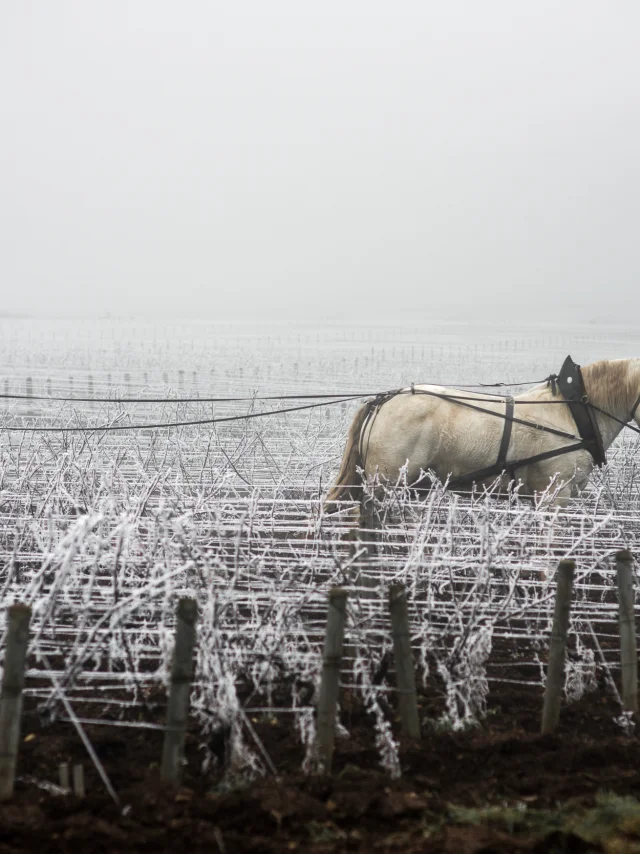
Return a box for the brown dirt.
[3,676,640,854]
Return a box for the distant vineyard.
[1,317,639,781]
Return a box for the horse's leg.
[352,490,380,600]
[358,493,378,559]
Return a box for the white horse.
[326,358,640,509]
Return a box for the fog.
[1,1,639,324]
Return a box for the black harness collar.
[552,355,606,467]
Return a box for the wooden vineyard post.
[0,604,32,801]
[72,763,86,798]
[59,762,70,792]
[541,559,575,735]
[616,550,638,713]
[315,588,348,773]
[388,584,421,739]
[161,598,198,784]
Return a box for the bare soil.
[3,673,640,854]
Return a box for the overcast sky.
[1,2,638,323]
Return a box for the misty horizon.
[2,2,639,326]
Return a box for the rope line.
[0,391,376,404]
[0,395,364,433]
[0,389,581,436]
[1,377,638,438]
[0,377,548,404]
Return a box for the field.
[2,316,640,852]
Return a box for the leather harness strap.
[496,395,514,470]
[448,441,586,489]
[358,390,400,469]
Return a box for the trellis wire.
[1,318,640,784]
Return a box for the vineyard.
[2,316,640,852]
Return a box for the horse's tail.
[325,403,370,512]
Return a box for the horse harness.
[358,356,639,490]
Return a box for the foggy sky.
[1,2,639,324]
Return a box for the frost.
[1,323,638,779]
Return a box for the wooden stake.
[388,584,421,739]
[58,762,70,792]
[161,598,198,784]
[315,588,347,773]
[72,763,85,798]
[0,604,32,801]
[541,560,575,735]
[616,550,638,713]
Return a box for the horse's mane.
[582,358,639,413]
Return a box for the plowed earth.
[3,672,640,854]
